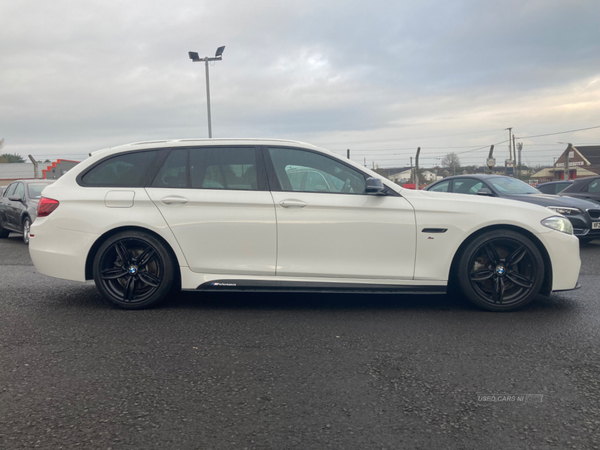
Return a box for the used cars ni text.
[30,139,580,311]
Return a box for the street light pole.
[189,46,225,138]
[204,59,212,137]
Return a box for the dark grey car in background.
[537,180,573,195]
[0,180,54,244]
[559,175,600,205]
[424,174,600,243]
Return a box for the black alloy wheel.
[93,231,175,309]
[457,230,544,311]
[22,217,31,245]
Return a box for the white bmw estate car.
[30,139,580,311]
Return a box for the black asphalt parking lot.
[1,233,599,449]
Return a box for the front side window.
[81,150,158,187]
[190,147,258,190]
[4,183,16,198]
[267,147,366,194]
[429,180,451,192]
[13,182,25,200]
[587,180,600,193]
[453,179,484,195]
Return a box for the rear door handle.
[279,200,308,208]
[161,196,189,205]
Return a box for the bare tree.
[441,152,461,176]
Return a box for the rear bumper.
[29,217,97,282]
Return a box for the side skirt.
[192,280,447,295]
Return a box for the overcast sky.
[1,0,599,168]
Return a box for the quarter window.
[267,147,366,194]
[81,151,158,187]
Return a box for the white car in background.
[30,139,580,311]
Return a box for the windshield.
[487,177,539,195]
[28,183,51,199]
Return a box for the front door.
[265,146,416,280]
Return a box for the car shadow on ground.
[158,289,581,314]
[40,281,583,316]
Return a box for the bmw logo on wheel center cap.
[495,265,506,276]
[129,266,138,275]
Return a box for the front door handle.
[279,199,307,208]
[161,196,189,205]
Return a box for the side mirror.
[365,177,386,195]
[8,195,24,202]
[477,188,494,196]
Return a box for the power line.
[516,125,600,139]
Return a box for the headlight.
[541,216,573,234]
[547,206,582,216]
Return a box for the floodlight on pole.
[188,46,225,138]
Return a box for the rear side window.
[190,147,258,190]
[536,184,555,194]
[28,183,51,199]
[81,151,158,187]
[151,149,188,188]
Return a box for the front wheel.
[22,217,31,245]
[93,231,176,309]
[457,230,544,311]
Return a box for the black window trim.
[260,145,398,196]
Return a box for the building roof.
[0,163,36,180]
[531,166,598,179]
[573,145,600,166]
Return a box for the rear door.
[146,146,277,276]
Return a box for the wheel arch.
[448,224,553,296]
[85,226,181,285]
[21,213,31,226]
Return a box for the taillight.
[37,197,60,217]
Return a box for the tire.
[22,217,31,245]
[93,231,175,309]
[457,230,544,312]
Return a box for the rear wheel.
[22,217,31,245]
[457,230,544,311]
[93,231,175,309]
